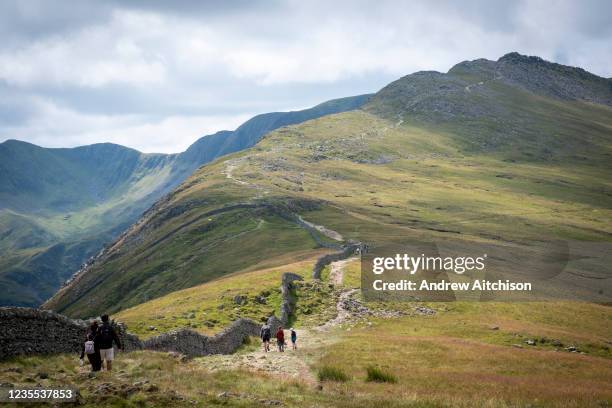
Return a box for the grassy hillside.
[44,53,612,317]
[115,253,611,360]
[114,253,341,339]
[3,338,610,407]
[0,95,369,307]
[4,266,611,407]
[313,306,611,407]
[176,94,372,171]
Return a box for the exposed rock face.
[450,52,612,107]
[496,52,612,106]
[0,307,142,360]
[367,52,612,127]
[143,318,260,357]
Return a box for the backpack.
[84,340,95,355]
[263,327,271,338]
[98,324,114,343]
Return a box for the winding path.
[196,256,361,382]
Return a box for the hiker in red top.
[276,326,285,352]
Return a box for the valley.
[0,95,370,307]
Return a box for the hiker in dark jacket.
[260,323,271,352]
[79,321,101,371]
[96,314,122,371]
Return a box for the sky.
[0,0,610,153]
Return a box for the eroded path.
[196,249,431,381]
[317,289,359,332]
[196,256,359,382]
[328,256,357,285]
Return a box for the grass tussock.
[366,366,397,383]
[318,365,350,382]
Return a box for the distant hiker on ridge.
[79,320,101,372]
[260,323,271,352]
[276,326,285,352]
[97,314,123,371]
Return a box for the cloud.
[0,11,167,87]
[0,0,610,153]
[1,96,252,153]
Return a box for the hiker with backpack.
[79,320,101,371]
[97,314,123,371]
[276,326,285,352]
[290,328,297,350]
[260,323,271,352]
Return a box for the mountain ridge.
[43,53,612,317]
[0,94,371,307]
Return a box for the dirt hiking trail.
[196,257,359,383]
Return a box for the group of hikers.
[260,324,297,352]
[79,314,123,372]
[79,315,296,371]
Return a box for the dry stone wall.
[279,273,303,325]
[143,318,260,356]
[0,307,263,360]
[0,307,142,360]
[2,228,328,360]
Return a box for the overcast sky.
[1,0,610,153]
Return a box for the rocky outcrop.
[496,52,612,106]
[143,318,260,357]
[0,307,142,361]
[450,53,612,106]
[368,52,612,128]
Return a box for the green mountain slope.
[0,95,370,307]
[169,94,371,184]
[0,141,177,306]
[43,53,612,318]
